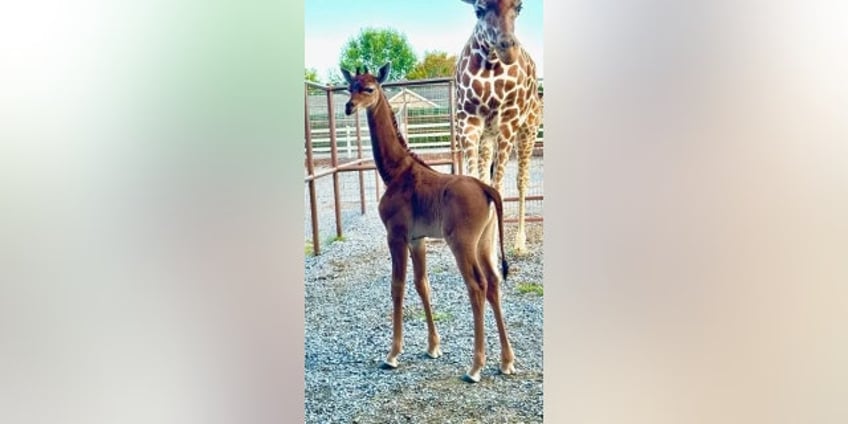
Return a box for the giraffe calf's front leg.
[381,235,408,370]
[380,278,405,369]
[381,278,405,369]
[410,240,443,360]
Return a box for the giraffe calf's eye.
[363,87,374,93]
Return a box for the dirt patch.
[352,368,544,424]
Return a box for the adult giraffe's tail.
[480,182,509,280]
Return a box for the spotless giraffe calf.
[342,63,515,383]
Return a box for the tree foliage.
[406,51,457,80]
[338,27,417,82]
[304,67,320,83]
[304,67,327,94]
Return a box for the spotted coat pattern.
[454,0,542,254]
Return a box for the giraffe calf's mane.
[384,95,433,171]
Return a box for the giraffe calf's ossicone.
[343,62,514,383]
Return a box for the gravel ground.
[304,214,544,423]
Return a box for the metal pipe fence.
[304,77,544,255]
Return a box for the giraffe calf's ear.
[341,68,353,85]
[377,62,391,84]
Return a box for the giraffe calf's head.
[462,0,524,65]
[341,63,391,115]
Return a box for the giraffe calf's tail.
[502,253,510,281]
[480,182,509,281]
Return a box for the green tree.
[338,27,417,82]
[406,51,457,80]
[304,67,327,94]
[304,67,320,83]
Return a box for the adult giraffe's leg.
[381,233,408,369]
[478,135,496,185]
[513,124,537,256]
[487,122,517,256]
[458,114,483,180]
[492,121,517,194]
[410,239,442,359]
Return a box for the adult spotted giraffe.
[455,0,542,255]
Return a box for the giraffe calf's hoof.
[379,359,399,370]
[462,372,481,383]
[499,363,516,375]
[426,348,443,359]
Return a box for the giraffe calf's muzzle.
[345,102,355,115]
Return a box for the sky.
[304,0,544,81]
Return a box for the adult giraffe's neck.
[365,93,414,184]
[463,27,515,71]
[470,26,493,58]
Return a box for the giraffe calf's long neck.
[366,94,410,184]
[365,93,433,184]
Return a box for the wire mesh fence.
[304,77,544,255]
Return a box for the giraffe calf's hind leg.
[481,243,515,376]
[457,256,488,383]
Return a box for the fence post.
[448,79,461,175]
[402,90,409,140]
[355,112,366,214]
[326,87,343,239]
[304,84,321,255]
[345,125,353,159]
